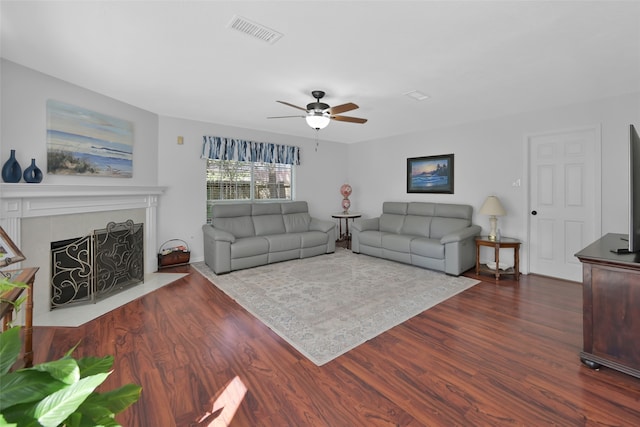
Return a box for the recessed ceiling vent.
[404,90,430,101]
[227,15,283,44]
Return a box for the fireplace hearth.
[50,220,144,309]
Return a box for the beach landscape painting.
[47,100,133,177]
[407,153,454,194]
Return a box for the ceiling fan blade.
[276,100,308,112]
[267,115,306,119]
[329,102,359,115]
[330,115,368,124]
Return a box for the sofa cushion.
[382,202,408,215]
[300,231,328,248]
[410,237,445,259]
[407,202,435,216]
[252,203,282,215]
[430,218,471,239]
[380,214,405,233]
[231,237,269,258]
[212,203,255,238]
[264,233,301,252]
[253,214,286,236]
[250,203,286,236]
[434,203,473,220]
[382,233,414,253]
[213,203,252,217]
[213,217,255,238]
[283,212,311,233]
[401,215,431,237]
[359,230,384,247]
[281,201,309,214]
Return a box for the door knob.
[531,210,537,215]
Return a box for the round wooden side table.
[475,236,520,280]
[331,212,361,249]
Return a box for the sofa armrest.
[202,224,236,243]
[440,225,481,244]
[310,218,336,233]
[352,217,380,232]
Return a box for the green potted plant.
[0,276,141,427]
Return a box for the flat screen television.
[629,124,640,252]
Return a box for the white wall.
[347,91,640,271]
[0,60,159,186]
[0,60,348,265]
[3,59,639,274]
[157,116,349,262]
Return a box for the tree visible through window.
[206,159,293,222]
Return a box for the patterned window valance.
[201,136,301,165]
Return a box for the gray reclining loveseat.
[202,201,336,274]
[351,202,481,276]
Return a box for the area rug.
[192,249,480,366]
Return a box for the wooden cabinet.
[575,233,640,378]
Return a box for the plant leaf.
[0,279,28,325]
[92,383,142,414]
[29,357,79,385]
[0,370,65,411]
[33,372,110,427]
[77,355,114,378]
[0,327,21,374]
[0,279,28,293]
[63,411,82,427]
[64,341,81,358]
[0,412,18,427]
[0,400,41,426]
[71,394,116,427]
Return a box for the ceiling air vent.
[404,90,430,101]
[227,15,283,44]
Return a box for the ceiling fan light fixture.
[306,113,330,130]
[271,90,366,129]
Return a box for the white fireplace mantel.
[0,183,166,274]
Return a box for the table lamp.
[480,195,506,241]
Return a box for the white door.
[527,126,601,282]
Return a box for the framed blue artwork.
[407,153,454,194]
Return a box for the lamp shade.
[306,113,330,130]
[479,195,506,216]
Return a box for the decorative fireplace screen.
[50,220,144,309]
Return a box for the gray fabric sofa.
[351,202,481,276]
[202,201,336,274]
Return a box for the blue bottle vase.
[23,158,43,183]
[1,149,22,183]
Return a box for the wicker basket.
[157,239,191,269]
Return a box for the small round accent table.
[331,212,361,249]
[475,236,521,280]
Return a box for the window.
[202,136,300,223]
[206,159,293,221]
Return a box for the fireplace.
[0,184,165,322]
[50,220,144,309]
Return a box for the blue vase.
[23,158,43,183]
[1,149,22,183]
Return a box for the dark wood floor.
[33,264,640,426]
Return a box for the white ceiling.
[2,1,639,144]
